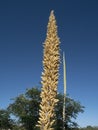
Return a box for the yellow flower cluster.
[37,11,60,130]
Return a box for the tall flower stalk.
[37,11,60,130]
[63,52,67,130]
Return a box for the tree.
[37,10,60,130]
[0,109,13,129]
[56,94,84,130]
[8,88,40,130]
[8,87,84,130]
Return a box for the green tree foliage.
[8,88,40,130]
[0,109,13,129]
[56,94,84,130]
[8,87,84,130]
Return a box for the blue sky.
[0,0,98,127]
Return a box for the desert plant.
[63,52,67,130]
[37,10,60,130]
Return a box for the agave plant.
[37,11,60,130]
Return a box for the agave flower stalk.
[63,52,66,130]
[37,11,60,130]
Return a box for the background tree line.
[0,87,85,130]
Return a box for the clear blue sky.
[0,0,98,127]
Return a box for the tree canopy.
[7,87,84,130]
[0,109,13,129]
